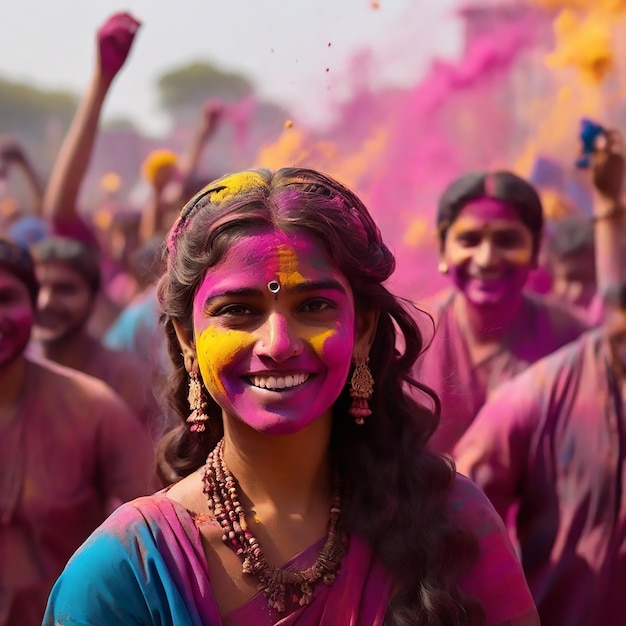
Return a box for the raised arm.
[138,101,224,243]
[43,13,141,225]
[590,129,625,302]
[454,375,540,520]
[0,139,44,214]
[178,99,224,187]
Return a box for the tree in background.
[156,60,292,173]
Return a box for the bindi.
[267,280,281,299]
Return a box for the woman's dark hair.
[156,167,485,625]
[437,170,544,254]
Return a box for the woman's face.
[188,230,361,435]
[442,198,535,307]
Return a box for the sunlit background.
[1,0,625,297]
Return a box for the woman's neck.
[454,291,525,344]
[221,415,333,516]
[0,356,28,422]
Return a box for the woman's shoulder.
[27,353,125,404]
[447,474,537,625]
[445,473,505,536]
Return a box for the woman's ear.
[354,308,380,354]
[172,318,197,372]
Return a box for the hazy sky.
[0,0,464,135]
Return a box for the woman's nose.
[256,312,304,362]
[474,240,498,268]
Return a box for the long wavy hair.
[156,167,485,625]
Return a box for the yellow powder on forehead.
[195,327,255,397]
[210,171,267,204]
[275,245,307,288]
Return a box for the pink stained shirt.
[454,329,626,626]
[0,356,155,626]
[413,289,587,452]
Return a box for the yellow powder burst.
[530,0,626,13]
[257,126,312,170]
[540,190,577,219]
[141,149,178,184]
[403,217,431,249]
[547,10,614,84]
[93,210,113,231]
[100,172,121,193]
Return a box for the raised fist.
[592,129,625,204]
[97,12,141,80]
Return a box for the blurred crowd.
[1,10,625,626]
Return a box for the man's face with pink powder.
[0,268,34,368]
[442,198,536,307]
[187,231,362,435]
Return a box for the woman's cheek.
[307,323,354,371]
[503,248,534,266]
[195,326,255,398]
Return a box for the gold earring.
[348,355,374,425]
[186,371,208,432]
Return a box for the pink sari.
[45,479,535,625]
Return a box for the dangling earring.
[186,370,208,432]
[348,355,374,425]
[438,261,449,275]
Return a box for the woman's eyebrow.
[290,279,347,295]
[203,279,347,306]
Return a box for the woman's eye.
[213,304,255,317]
[301,299,333,313]
[494,233,525,248]
[456,234,481,247]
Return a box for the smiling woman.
[44,168,539,626]
[414,170,587,453]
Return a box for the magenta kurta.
[414,289,587,452]
[0,357,154,626]
[454,329,626,626]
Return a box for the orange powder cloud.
[547,10,614,83]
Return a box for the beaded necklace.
[201,439,346,612]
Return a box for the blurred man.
[455,280,626,626]
[0,238,153,626]
[31,235,154,426]
[544,216,596,311]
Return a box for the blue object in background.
[576,118,604,169]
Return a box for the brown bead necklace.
[201,439,346,613]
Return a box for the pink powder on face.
[0,269,34,367]
[192,231,357,435]
[443,198,534,308]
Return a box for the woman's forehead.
[456,197,523,223]
[194,230,348,299]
